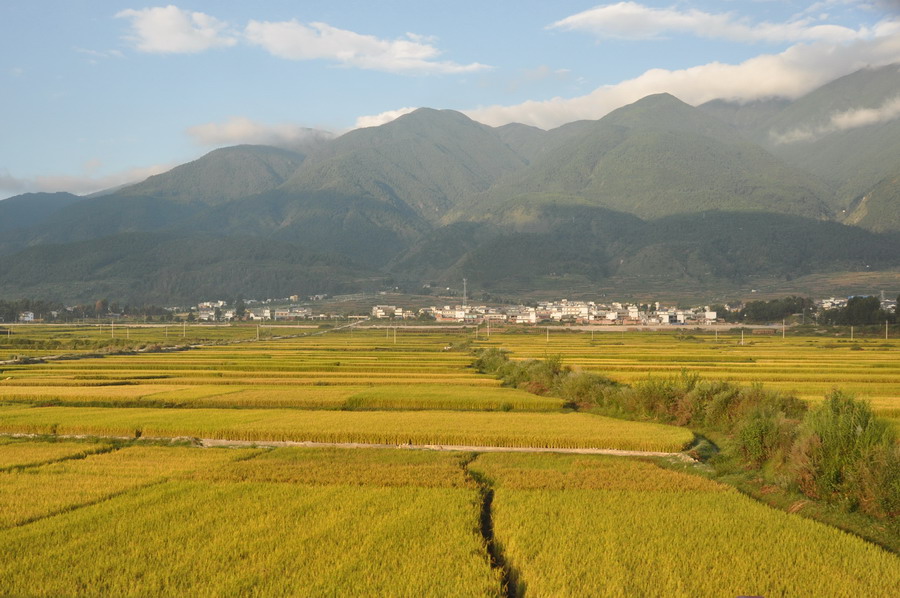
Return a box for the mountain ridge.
[2,65,898,302]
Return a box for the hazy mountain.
[118,145,307,205]
[0,192,86,232]
[695,65,900,221]
[697,98,791,137]
[0,233,375,304]
[7,195,204,251]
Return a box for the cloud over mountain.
[465,19,900,129]
[186,117,334,148]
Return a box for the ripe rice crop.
[0,445,254,528]
[0,405,693,451]
[479,331,900,421]
[0,472,498,596]
[0,438,113,470]
[470,452,900,597]
[343,385,564,412]
[0,384,184,402]
[191,446,475,488]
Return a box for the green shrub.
[791,390,899,516]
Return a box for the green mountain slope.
[761,64,900,211]
[844,174,900,232]
[119,145,307,205]
[174,189,429,268]
[0,233,375,304]
[465,94,833,221]
[283,108,528,221]
[394,205,899,293]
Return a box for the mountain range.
[2,64,899,304]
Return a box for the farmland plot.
[470,452,900,597]
[0,446,499,597]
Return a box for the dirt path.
[2,432,692,460]
[199,437,693,459]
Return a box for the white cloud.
[245,19,489,74]
[116,5,237,54]
[0,163,174,200]
[186,116,335,147]
[464,25,900,129]
[550,2,869,44]
[771,93,900,143]
[354,107,418,129]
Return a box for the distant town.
[155,294,898,325]
[7,291,897,326]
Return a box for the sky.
[2,0,899,199]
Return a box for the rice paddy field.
[0,324,898,595]
[479,327,900,422]
[0,441,897,597]
[469,452,900,597]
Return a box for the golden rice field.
[0,405,692,451]
[470,452,900,597]
[478,328,900,419]
[1,440,897,597]
[0,437,115,470]
[0,326,898,595]
[0,323,268,358]
[0,444,500,597]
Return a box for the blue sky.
[2,1,899,198]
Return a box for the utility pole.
[886,320,889,341]
[462,278,467,309]
[851,326,854,340]
[782,319,785,340]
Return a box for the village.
[9,294,895,326]
[372,300,719,325]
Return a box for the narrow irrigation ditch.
[461,453,521,598]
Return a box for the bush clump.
[791,391,899,518]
